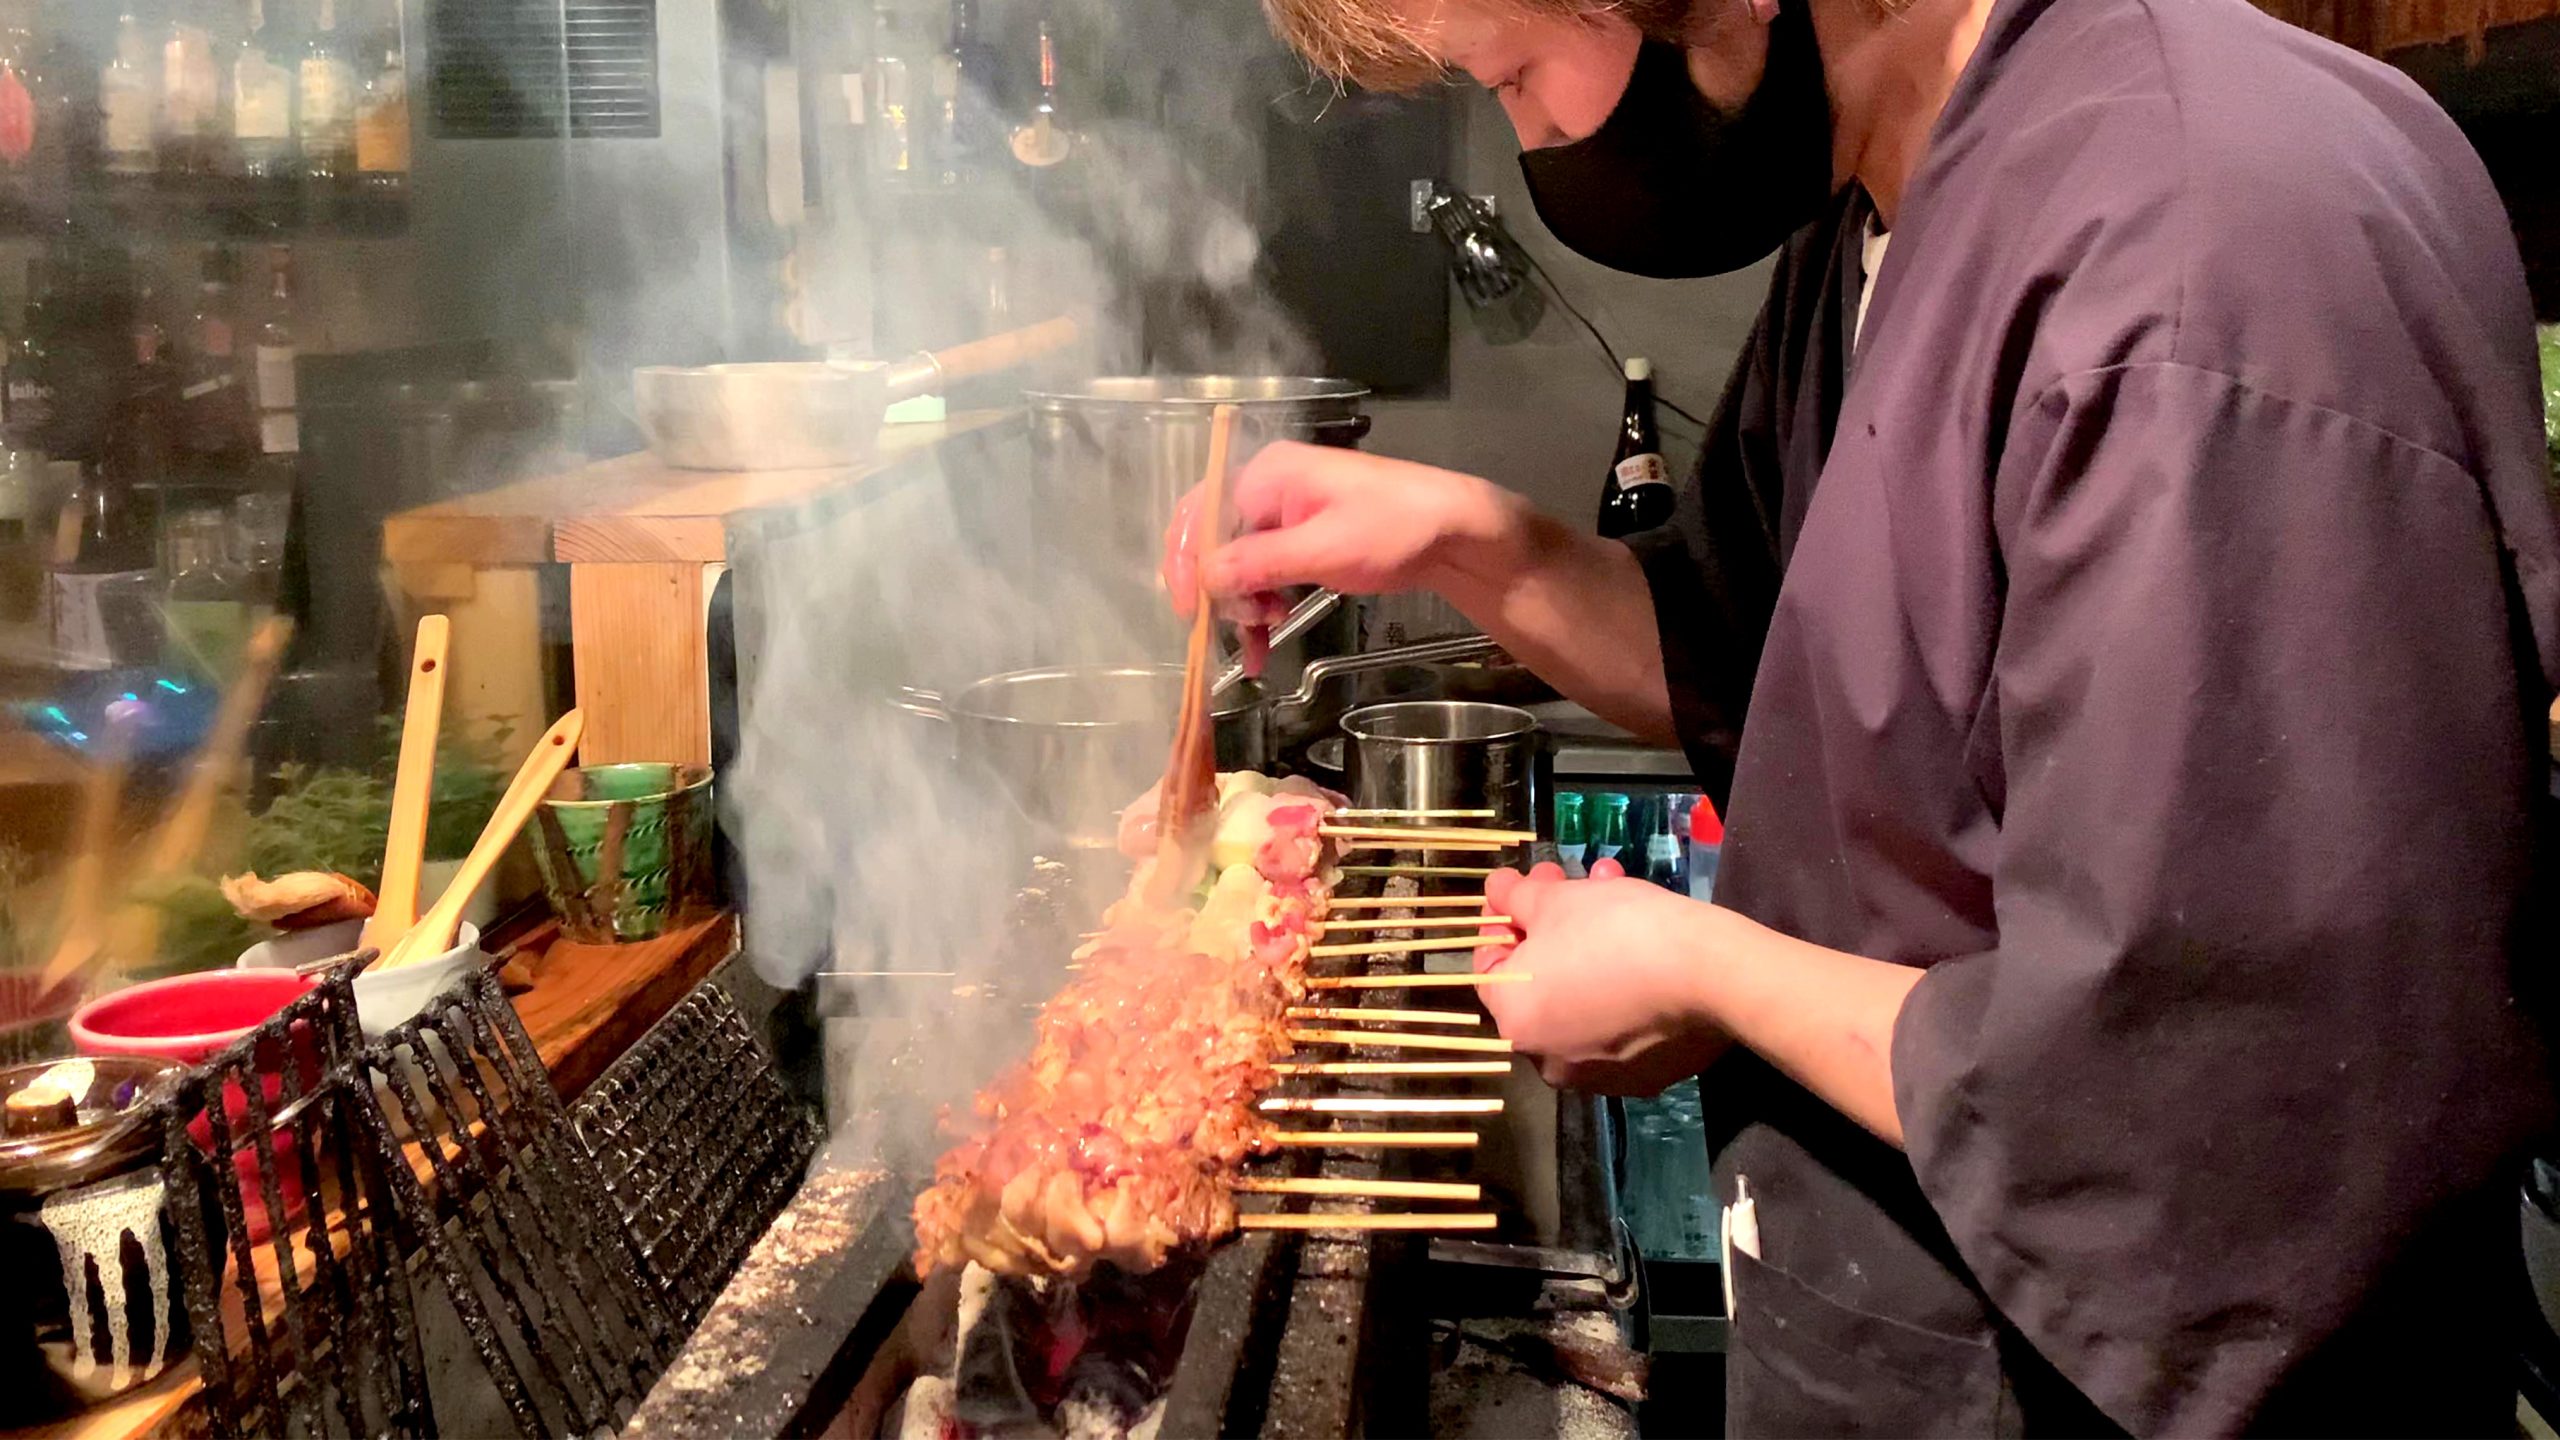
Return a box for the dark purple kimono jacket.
[1628,0,2560,1431]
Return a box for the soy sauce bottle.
[1599,357,1672,538]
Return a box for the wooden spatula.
[375,709,584,972]
[1146,403,1236,902]
[361,615,451,954]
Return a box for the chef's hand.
[1472,862,1734,1095]
[1161,443,1524,622]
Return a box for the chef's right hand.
[1161,442,1520,621]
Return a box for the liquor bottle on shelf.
[1598,357,1673,539]
[1639,796,1686,893]
[1592,792,1631,871]
[4,255,56,448]
[1008,15,1075,169]
[178,244,249,464]
[232,0,295,180]
[99,7,160,179]
[47,395,163,671]
[250,243,295,457]
[867,4,921,184]
[936,0,996,183]
[160,504,245,677]
[0,12,38,180]
[296,0,354,183]
[1553,791,1589,879]
[353,38,403,192]
[159,4,223,178]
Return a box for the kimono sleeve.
[1890,360,2555,1434]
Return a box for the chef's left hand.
[1473,863,1736,1095]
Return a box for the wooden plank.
[514,910,738,1098]
[380,413,1011,566]
[569,563,711,766]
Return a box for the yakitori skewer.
[1310,935,1500,958]
[1259,1096,1506,1115]
[1284,1005,1485,1025]
[1341,864,1496,878]
[1240,1212,1499,1232]
[1320,825,1537,845]
[1328,895,1500,910]
[1287,1027,1512,1053]
[1232,1176,1484,1201]
[1271,1060,1510,1077]
[1330,808,1497,820]
[1319,914,1514,932]
[1268,1130,1481,1148]
[1303,972,1530,990]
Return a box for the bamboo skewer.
[1310,935,1499,958]
[1233,1176,1484,1201]
[1288,1027,1512,1053]
[1240,1213,1499,1232]
[1260,1096,1505,1115]
[1321,825,1537,845]
[1268,1130,1481,1148]
[1318,915,1514,932]
[1339,840,1508,853]
[1327,895,1498,910]
[1284,1006,1484,1026]
[1271,1060,1510,1076]
[1304,972,1530,990]
[1330,808,1497,820]
[1340,865,1496,878]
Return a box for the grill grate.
[427,0,660,139]
[355,966,680,1435]
[572,984,823,1329]
[159,968,433,1440]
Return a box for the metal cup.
[1339,701,1540,837]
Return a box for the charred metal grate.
[158,967,433,1440]
[427,0,660,139]
[573,985,822,1329]
[355,967,680,1436]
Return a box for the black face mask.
[1518,2,1833,279]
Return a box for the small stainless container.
[1340,701,1540,836]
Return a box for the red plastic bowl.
[69,970,316,1064]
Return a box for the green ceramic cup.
[531,763,716,943]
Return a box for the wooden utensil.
[361,616,451,954]
[141,614,294,876]
[1146,402,1236,901]
[39,712,140,995]
[376,710,584,971]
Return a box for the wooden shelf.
[382,411,1016,569]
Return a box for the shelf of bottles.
[0,0,410,239]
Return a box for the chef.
[1167,0,2560,1429]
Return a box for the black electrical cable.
[1519,245,1713,434]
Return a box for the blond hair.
[1264,0,1697,91]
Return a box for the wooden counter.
[379,412,1013,769]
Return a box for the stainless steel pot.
[1341,700,1541,833]
[900,637,1505,847]
[1023,376,1372,662]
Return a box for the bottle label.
[1645,834,1680,865]
[5,378,52,430]
[1614,453,1669,490]
[49,570,151,670]
[236,58,293,140]
[356,99,409,173]
[1556,842,1588,880]
[258,410,299,455]
[102,81,154,156]
[254,345,297,410]
[300,59,353,129]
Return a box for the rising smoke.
[716,0,1330,1162]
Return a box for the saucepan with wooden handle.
[634,314,1083,471]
